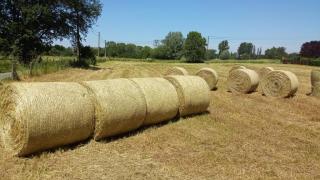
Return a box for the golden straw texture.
[165,75,210,117]
[166,67,189,76]
[312,82,320,97]
[130,78,179,126]
[227,69,260,94]
[261,70,299,98]
[0,82,95,156]
[82,79,146,140]
[229,65,246,74]
[259,67,274,80]
[196,68,219,90]
[311,70,320,86]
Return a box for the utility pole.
[104,40,107,58]
[97,32,100,57]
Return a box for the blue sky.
[57,0,320,53]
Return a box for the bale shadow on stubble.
[21,111,210,159]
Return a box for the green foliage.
[238,42,255,59]
[206,49,217,60]
[161,32,185,59]
[265,47,287,59]
[219,50,230,60]
[218,40,230,55]
[105,42,153,59]
[0,0,102,66]
[70,46,96,67]
[152,46,167,59]
[47,45,74,56]
[183,31,207,63]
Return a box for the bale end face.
[0,85,28,156]
[227,69,259,94]
[261,70,299,98]
[0,83,95,156]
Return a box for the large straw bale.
[166,67,189,76]
[261,70,299,98]
[311,69,320,86]
[229,65,246,74]
[165,76,210,117]
[130,78,179,125]
[259,67,274,80]
[82,79,146,140]
[227,69,260,94]
[196,68,219,90]
[311,82,320,97]
[0,82,95,156]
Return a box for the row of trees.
[0,0,102,67]
[102,31,207,62]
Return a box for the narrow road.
[0,72,11,80]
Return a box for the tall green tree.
[0,0,70,64]
[162,32,184,59]
[237,42,254,59]
[218,40,230,55]
[0,0,102,72]
[63,0,102,66]
[183,31,207,63]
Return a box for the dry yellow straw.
[229,65,246,74]
[166,67,189,76]
[312,82,320,97]
[130,78,179,126]
[311,70,320,87]
[227,69,260,94]
[196,68,219,90]
[82,79,146,141]
[261,70,299,98]
[259,67,274,80]
[165,75,210,117]
[0,82,95,156]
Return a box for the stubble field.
[1,61,320,179]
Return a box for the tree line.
[45,33,320,63]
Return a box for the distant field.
[1,61,320,179]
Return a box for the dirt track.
[1,61,320,179]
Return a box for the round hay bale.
[229,65,246,74]
[0,82,95,156]
[196,68,219,90]
[165,76,210,117]
[227,69,260,94]
[311,69,320,86]
[261,70,299,98]
[166,67,189,76]
[82,79,146,140]
[311,82,320,97]
[259,67,274,80]
[130,78,179,126]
